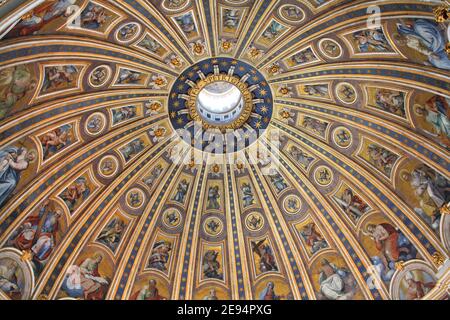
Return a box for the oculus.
[186,73,253,131]
[196,81,244,125]
[168,57,273,153]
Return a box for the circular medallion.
[278,4,305,24]
[0,248,35,300]
[441,214,450,251]
[314,166,333,186]
[245,212,265,232]
[88,65,112,88]
[162,208,182,229]
[282,195,302,215]
[389,261,437,300]
[162,0,190,12]
[85,112,107,136]
[335,82,357,104]
[98,155,119,178]
[203,216,224,236]
[197,81,244,125]
[116,22,142,43]
[332,126,353,149]
[126,188,145,209]
[318,38,343,59]
[168,57,273,153]
[225,0,249,4]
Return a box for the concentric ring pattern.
[0,0,449,300]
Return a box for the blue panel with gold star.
[168,57,273,153]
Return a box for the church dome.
[0,0,448,300]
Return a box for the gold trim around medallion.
[186,74,253,132]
